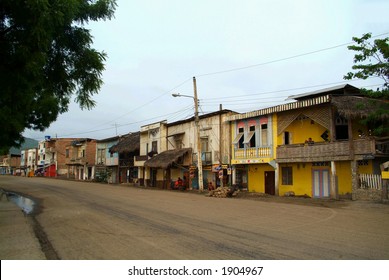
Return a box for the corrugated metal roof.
[227,95,331,121]
[286,84,360,100]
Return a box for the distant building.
[65,138,97,180]
[1,137,38,175]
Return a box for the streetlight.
[172,77,204,192]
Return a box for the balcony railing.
[233,146,272,160]
[65,157,86,165]
[193,152,212,165]
[276,139,378,163]
[134,155,148,167]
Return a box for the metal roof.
[227,84,361,121]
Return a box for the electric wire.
[29,32,389,139]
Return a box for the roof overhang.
[144,148,192,169]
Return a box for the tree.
[0,0,117,151]
[344,33,389,135]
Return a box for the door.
[312,169,330,198]
[151,168,157,187]
[265,171,275,195]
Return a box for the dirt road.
[1,176,389,260]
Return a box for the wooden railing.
[358,174,382,190]
[65,157,86,165]
[193,152,212,165]
[276,139,377,163]
[233,146,272,159]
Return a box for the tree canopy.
[344,33,389,135]
[0,0,117,151]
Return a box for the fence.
[358,174,382,190]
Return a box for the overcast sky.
[24,0,389,141]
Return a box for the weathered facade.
[135,121,168,187]
[65,138,97,180]
[135,109,236,189]
[20,148,38,176]
[43,138,76,177]
[95,136,120,183]
[109,132,140,184]
[228,84,389,199]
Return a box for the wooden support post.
[330,161,338,199]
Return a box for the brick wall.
[85,140,97,166]
[54,139,74,175]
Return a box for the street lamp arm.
[172,93,195,99]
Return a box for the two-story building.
[135,109,236,189]
[109,132,140,184]
[135,121,169,187]
[1,137,38,175]
[229,108,276,193]
[21,148,38,176]
[65,138,97,180]
[37,138,54,176]
[228,84,389,199]
[95,136,120,183]
[43,137,76,177]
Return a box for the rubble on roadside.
[207,186,240,198]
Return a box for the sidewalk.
[0,196,45,260]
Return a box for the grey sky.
[24,0,389,141]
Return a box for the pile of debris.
[207,186,240,198]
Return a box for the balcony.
[233,146,272,160]
[276,138,381,163]
[134,155,148,167]
[105,157,118,166]
[65,157,86,165]
[193,152,212,165]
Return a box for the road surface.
[1,176,389,260]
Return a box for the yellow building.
[228,84,389,199]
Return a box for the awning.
[144,148,192,169]
[232,133,243,144]
[243,131,255,144]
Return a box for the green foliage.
[344,33,389,93]
[344,33,389,136]
[0,0,117,150]
[95,168,112,183]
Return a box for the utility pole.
[193,77,204,191]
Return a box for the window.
[238,127,244,148]
[152,141,158,152]
[233,127,244,149]
[284,131,290,145]
[201,137,209,152]
[81,149,85,158]
[335,113,348,140]
[97,148,105,164]
[66,149,69,158]
[175,139,183,149]
[244,126,256,147]
[261,124,268,146]
[282,166,293,185]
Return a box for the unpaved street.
[1,176,389,260]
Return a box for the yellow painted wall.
[336,161,351,195]
[278,160,374,196]
[278,163,316,196]
[247,164,275,193]
[277,117,328,145]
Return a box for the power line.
[87,77,193,131]
[196,32,389,78]
[28,32,389,140]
